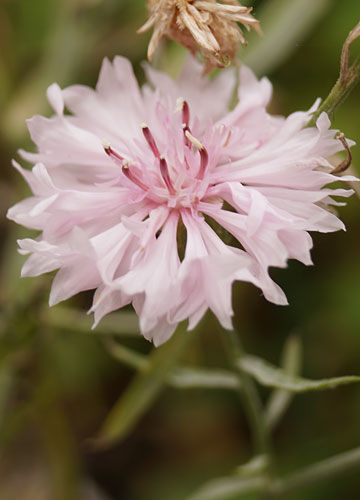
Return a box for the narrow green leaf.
[187,476,267,500]
[265,334,302,430]
[243,0,333,75]
[238,355,360,392]
[169,367,239,390]
[95,322,193,447]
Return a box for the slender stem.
[306,61,360,127]
[104,337,241,390]
[35,346,80,500]
[104,338,147,370]
[221,328,271,458]
[307,21,360,127]
[187,446,360,500]
[271,446,360,497]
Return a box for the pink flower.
[7,56,355,345]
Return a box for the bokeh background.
[1,1,360,499]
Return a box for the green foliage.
[239,354,360,392]
[95,322,195,447]
[264,334,302,430]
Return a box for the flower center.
[103,99,210,208]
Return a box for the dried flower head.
[138,0,260,71]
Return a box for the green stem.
[307,60,360,127]
[95,321,198,448]
[187,446,360,500]
[104,337,240,390]
[35,354,80,500]
[221,329,271,458]
[307,21,360,127]
[271,446,360,497]
[104,337,147,370]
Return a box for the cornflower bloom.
[7,56,354,345]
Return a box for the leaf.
[238,355,360,392]
[169,367,240,390]
[242,0,333,75]
[94,322,193,448]
[186,476,267,500]
[265,334,302,430]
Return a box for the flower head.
[8,56,355,345]
[138,0,260,71]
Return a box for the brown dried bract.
[138,0,261,72]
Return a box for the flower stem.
[271,446,360,497]
[221,328,271,458]
[307,21,360,127]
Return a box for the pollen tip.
[101,138,111,150]
[182,123,187,129]
[175,97,185,113]
[185,130,203,150]
[140,122,148,129]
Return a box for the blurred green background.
[1,1,360,499]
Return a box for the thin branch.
[307,21,360,127]
[104,337,240,391]
[272,446,360,497]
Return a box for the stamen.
[332,132,352,174]
[122,163,148,191]
[182,100,190,128]
[182,123,192,149]
[184,131,209,179]
[141,123,160,159]
[103,141,124,166]
[101,138,111,149]
[185,130,203,151]
[175,97,185,113]
[223,129,232,148]
[159,155,176,195]
[176,99,192,149]
[175,98,190,128]
[197,148,209,180]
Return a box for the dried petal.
[138,0,261,71]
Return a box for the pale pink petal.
[46,83,64,116]
[7,55,355,344]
